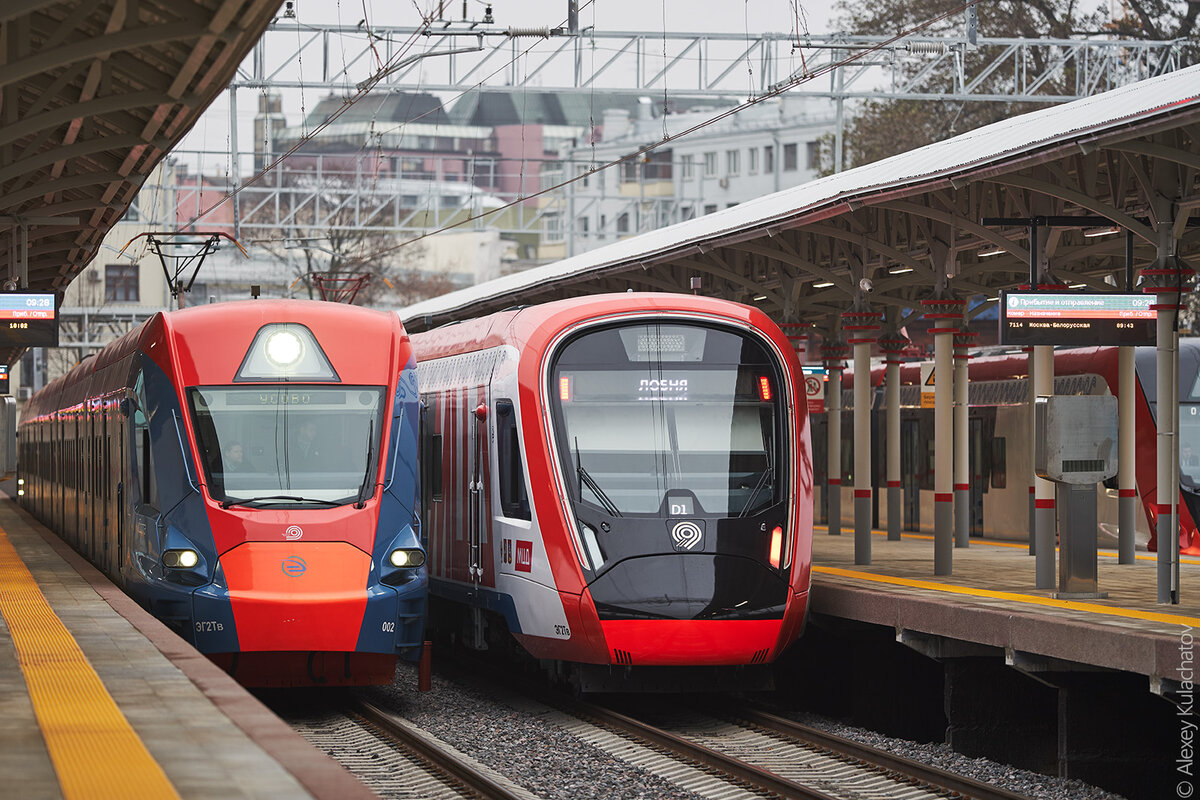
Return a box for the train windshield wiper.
[220,495,343,510]
[355,418,376,509]
[575,437,622,517]
[739,467,775,518]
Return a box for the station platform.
[809,526,1197,687]
[0,492,375,800]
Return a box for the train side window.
[495,399,530,520]
[429,433,443,501]
[990,437,1007,489]
[131,370,158,510]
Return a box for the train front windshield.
[188,386,386,505]
[550,323,785,517]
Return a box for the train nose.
[219,542,375,651]
[584,553,793,666]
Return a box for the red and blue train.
[410,293,813,691]
[18,299,426,686]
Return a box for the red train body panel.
[412,294,813,685]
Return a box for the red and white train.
[411,293,813,690]
[825,343,1200,555]
[19,300,427,686]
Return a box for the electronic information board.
[999,291,1155,347]
[0,293,58,347]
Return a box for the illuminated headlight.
[265,330,304,367]
[163,549,200,569]
[17,478,24,485]
[389,548,426,568]
[17,489,24,496]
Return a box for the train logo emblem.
[514,540,533,573]
[281,556,307,577]
[284,525,303,541]
[670,521,704,551]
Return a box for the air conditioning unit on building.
[87,270,101,283]
[718,178,729,189]
[17,387,32,401]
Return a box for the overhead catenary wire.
[187,0,980,268]
[333,0,982,271]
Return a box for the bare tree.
[825,0,1197,171]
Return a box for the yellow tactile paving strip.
[812,564,1200,627]
[0,524,179,800]
[813,523,1200,631]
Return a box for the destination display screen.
[0,293,58,347]
[999,291,1155,346]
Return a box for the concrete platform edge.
[811,577,1188,680]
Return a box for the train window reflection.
[187,385,386,505]
[551,324,783,516]
[1181,404,1200,489]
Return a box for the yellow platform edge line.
[813,524,1200,565]
[0,526,180,800]
[812,564,1200,628]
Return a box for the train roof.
[409,292,782,361]
[23,300,408,420]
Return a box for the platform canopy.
[402,64,1200,336]
[0,0,282,364]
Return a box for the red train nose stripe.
[599,620,782,666]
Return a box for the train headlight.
[769,526,783,570]
[236,323,338,382]
[265,330,303,367]
[389,548,426,568]
[163,549,200,569]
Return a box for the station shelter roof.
[402,64,1200,342]
[0,0,281,365]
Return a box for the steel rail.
[733,706,1036,800]
[352,697,531,800]
[563,697,847,800]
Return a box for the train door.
[467,385,488,589]
[970,417,985,536]
[901,418,921,530]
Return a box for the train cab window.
[495,399,530,520]
[186,386,386,506]
[549,322,785,517]
[131,370,157,510]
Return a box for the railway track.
[350,697,535,800]
[441,658,1037,800]
[725,705,1032,800]
[275,666,1038,800]
[271,689,535,800]
[579,694,1033,800]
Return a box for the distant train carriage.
[411,293,813,690]
[824,344,1200,554]
[18,300,426,686]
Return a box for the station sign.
[999,291,1155,347]
[920,363,935,408]
[802,366,825,414]
[0,293,58,347]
